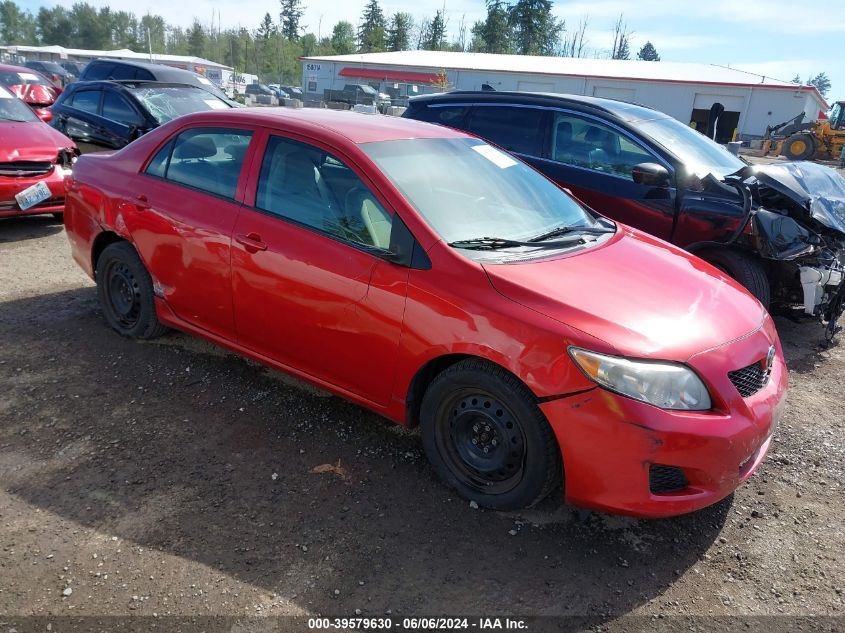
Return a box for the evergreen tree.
[509,0,562,56]
[331,20,356,54]
[386,12,412,52]
[257,13,276,42]
[358,0,386,52]
[791,74,801,85]
[187,20,206,57]
[470,0,512,54]
[421,10,446,51]
[808,72,831,98]
[636,41,660,61]
[279,0,304,40]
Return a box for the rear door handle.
[135,194,150,210]
[235,232,268,252]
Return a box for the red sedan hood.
[0,121,75,162]
[8,83,57,107]
[482,229,765,362]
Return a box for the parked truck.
[323,83,391,111]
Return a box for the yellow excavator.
[762,101,845,163]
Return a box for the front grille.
[728,362,769,398]
[0,161,53,177]
[649,465,689,494]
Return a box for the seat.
[167,136,224,195]
[345,188,392,248]
[553,121,573,162]
[584,126,613,169]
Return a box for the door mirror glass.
[631,162,671,187]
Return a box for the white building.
[301,50,829,140]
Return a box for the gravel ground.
[0,212,842,630]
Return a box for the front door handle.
[235,232,268,252]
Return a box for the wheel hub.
[106,262,141,327]
[446,394,525,489]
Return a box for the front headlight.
[568,347,711,411]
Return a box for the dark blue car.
[50,80,233,153]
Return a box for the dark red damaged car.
[0,85,77,220]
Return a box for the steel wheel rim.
[435,389,526,495]
[105,261,141,328]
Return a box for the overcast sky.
[18,0,842,102]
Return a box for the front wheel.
[700,249,771,308]
[95,241,168,339]
[420,359,562,510]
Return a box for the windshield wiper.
[0,114,27,122]
[528,224,615,242]
[448,236,586,251]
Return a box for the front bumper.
[541,321,787,518]
[0,167,67,219]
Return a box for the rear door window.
[467,105,547,157]
[415,105,470,128]
[69,89,102,114]
[82,63,113,81]
[144,127,253,200]
[109,65,139,80]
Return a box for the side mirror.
[36,108,53,123]
[632,162,671,188]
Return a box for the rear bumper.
[0,168,66,218]
[541,322,787,518]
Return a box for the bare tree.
[560,15,588,57]
[610,13,632,60]
[455,13,467,51]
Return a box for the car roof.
[173,108,468,144]
[410,90,667,123]
[69,80,207,91]
[87,58,196,78]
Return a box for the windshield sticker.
[204,99,227,110]
[18,72,41,82]
[472,144,518,169]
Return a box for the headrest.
[584,126,606,143]
[174,136,217,160]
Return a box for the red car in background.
[0,64,60,123]
[0,85,77,220]
[64,108,786,518]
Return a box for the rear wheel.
[700,249,771,308]
[95,241,168,339]
[420,359,562,510]
[783,133,816,161]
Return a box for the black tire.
[95,241,168,339]
[783,133,816,161]
[420,359,562,511]
[701,249,771,308]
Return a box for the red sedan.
[0,85,76,220]
[0,64,60,123]
[63,108,787,517]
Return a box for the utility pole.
[147,27,153,62]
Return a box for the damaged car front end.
[718,162,845,340]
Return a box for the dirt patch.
[0,216,842,624]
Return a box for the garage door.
[517,81,555,93]
[593,86,635,102]
[692,93,745,111]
